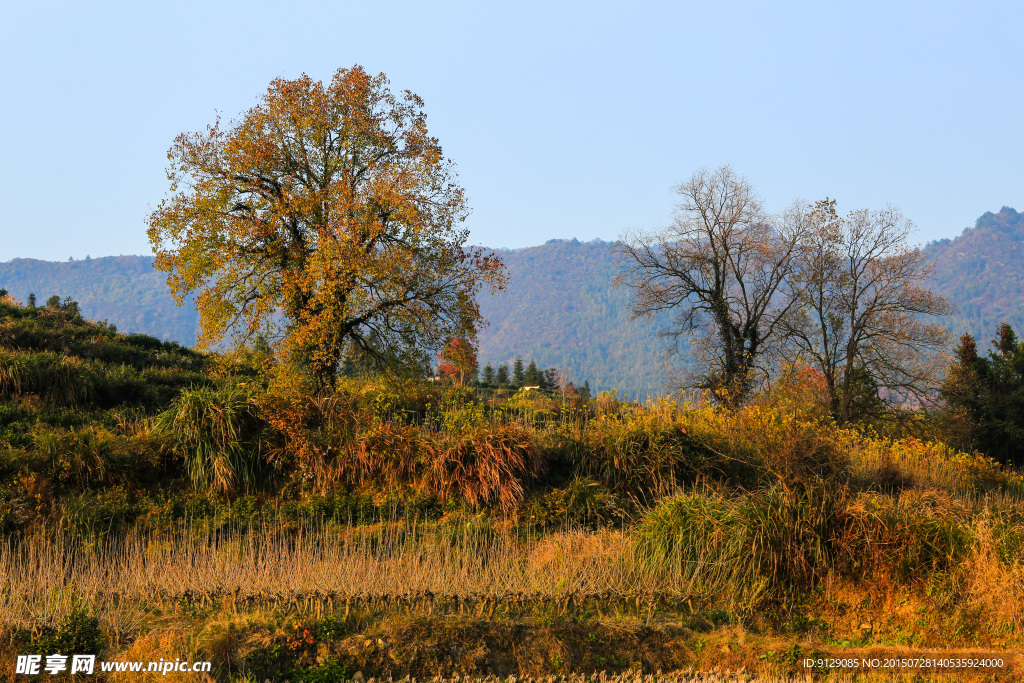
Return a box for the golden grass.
[106,628,216,683]
[0,523,690,628]
[292,672,820,683]
[965,512,1024,628]
[847,434,1024,498]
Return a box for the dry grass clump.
[682,403,845,489]
[526,530,638,595]
[258,384,369,473]
[342,420,423,489]
[576,411,705,498]
[964,507,1024,627]
[426,424,543,513]
[836,489,973,586]
[335,421,543,513]
[105,627,215,683]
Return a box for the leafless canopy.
[780,200,953,423]
[616,166,805,404]
[617,167,951,416]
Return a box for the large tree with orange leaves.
[147,66,506,384]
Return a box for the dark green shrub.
[19,607,106,656]
[528,476,627,529]
[59,487,145,533]
[98,364,161,408]
[0,351,99,406]
[0,488,30,531]
[537,430,586,485]
[293,659,350,683]
[123,332,165,351]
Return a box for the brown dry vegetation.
[5,300,1024,680]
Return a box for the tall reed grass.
[5,484,1024,629]
[634,484,845,609]
[0,522,681,628]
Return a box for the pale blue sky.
[1,0,1021,261]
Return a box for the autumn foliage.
[147,66,505,385]
[436,337,478,384]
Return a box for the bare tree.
[616,166,805,405]
[781,199,952,423]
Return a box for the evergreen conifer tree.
[512,357,525,387]
[942,323,1024,466]
[524,360,541,386]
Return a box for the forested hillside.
[477,239,671,392]
[0,256,200,345]
[2,207,1022,393]
[923,206,1024,343]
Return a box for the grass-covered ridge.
[3,295,1024,680]
[0,293,209,534]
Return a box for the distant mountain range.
[1,207,1021,391]
[476,239,672,393]
[0,242,671,392]
[922,206,1024,344]
[0,254,201,346]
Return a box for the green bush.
[634,488,739,597]
[18,607,106,656]
[154,383,268,493]
[635,483,847,609]
[528,476,627,529]
[0,351,99,406]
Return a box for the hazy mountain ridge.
[0,255,201,345]
[1,208,1020,392]
[476,238,673,392]
[923,206,1024,345]
[0,243,674,391]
